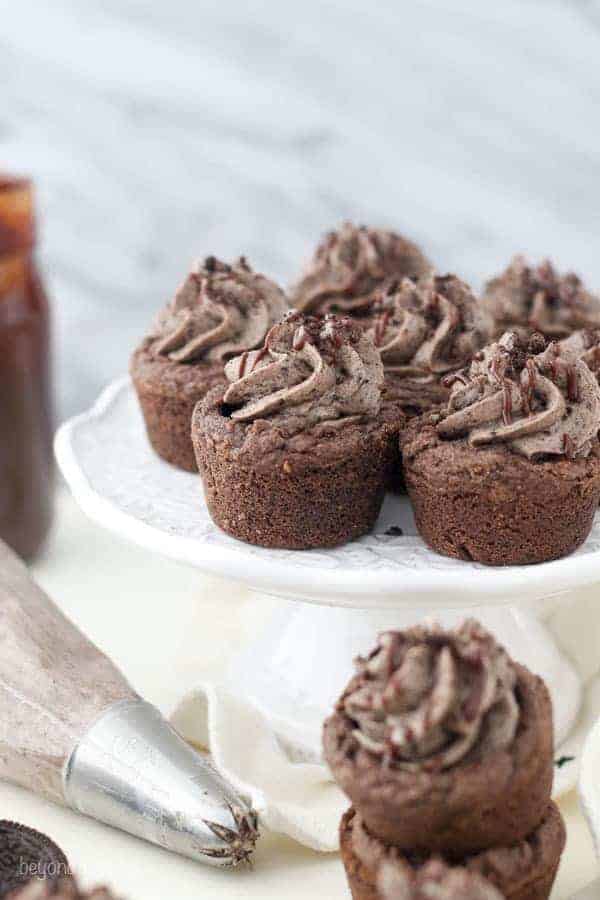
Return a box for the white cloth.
[171,682,347,852]
[171,584,600,852]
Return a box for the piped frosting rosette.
[378,859,504,900]
[365,275,491,410]
[343,620,519,772]
[221,312,384,435]
[556,328,600,376]
[152,256,288,363]
[438,331,600,459]
[291,222,432,315]
[484,256,600,339]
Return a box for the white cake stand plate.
[55,377,600,757]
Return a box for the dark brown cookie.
[340,805,565,900]
[192,385,396,549]
[402,421,600,565]
[0,822,70,898]
[324,663,554,857]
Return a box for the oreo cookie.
[0,822,69,897]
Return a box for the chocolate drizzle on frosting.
[437,331,600,459]
[290,222,432,316]
[484,256,600,339]
[151,256,288,363]
[365,275,491,408]
[377,859,504,900]
[221,312,384,434]
[343,620,519,772]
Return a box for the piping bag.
[0,540,258,866]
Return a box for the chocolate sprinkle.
[0,823,70,898]
[555,755,575,769]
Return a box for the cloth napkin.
[170,587,600,853]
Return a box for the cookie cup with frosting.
[340,804,565,900]
[365,275,491,419]
[364,274,490,493]
[484,255,600,341]
[130,256,288,471]
[323,621,554,856]
[290,222,432,318]
[191,313,396,549]
[402,331,600,565]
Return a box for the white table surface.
[0,488,592,898]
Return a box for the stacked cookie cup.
[323,621,566,900]
[130,222,600,564]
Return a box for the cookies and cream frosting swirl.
[365,275,491,408]
[150,256,288,363]
[291,222,432,315]
[557,328,600,375]
[343,620,519,771]
[438,331,600,459]
[378,860,504,900]
[484,255,600,339]
[222,312,384,433]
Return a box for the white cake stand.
[55,377,600,759]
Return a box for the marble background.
[2,0,600,420]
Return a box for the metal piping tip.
[63,699,259,867]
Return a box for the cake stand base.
[227,596,581,761]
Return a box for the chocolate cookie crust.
[130,346,225,472]
[340,804,565,900]
[402,420,600,565]
[0,822,69,897]
[323,664,553,856]
[192,385,395,549]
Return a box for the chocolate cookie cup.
[290,222,432,318]
[0,821,70,897]
[341,804,565,900]
[484,255,600,341]
[365,274,491,418]
[192,313,395,549]
[323,621,554,857]
[131,255,288,471]
[402,331,600,565]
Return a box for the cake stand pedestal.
[56,378,599,759]
[226,598,580,758]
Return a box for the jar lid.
[0,176,35,255]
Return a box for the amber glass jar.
[0,176,53,559]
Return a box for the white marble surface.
[3,0,600,419]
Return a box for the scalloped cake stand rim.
[54,376,600,609]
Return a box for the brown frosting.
[377,859,504,900]
[437,331,600,459]
[9,881,119,900]
[343,620,519,771]
[365,275,491,408]
[290,222,432,315]
[221,312,384,435]
[149,256,288,363]
[484,256,600,339]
